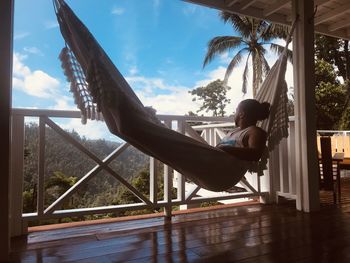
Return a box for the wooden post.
[292,0,320,212]
[0,0,14,260]
[10,114,26,237]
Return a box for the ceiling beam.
[264,0,290,17]
[328,17,350,32]
[314,2,350,25]
[315,24,350,40]
[226,0,240,7]
[185,0,289,25]
[183,0,350,40]
[241,0,258,10]
[314,0,330,7]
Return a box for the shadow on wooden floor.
[8,178,350,263]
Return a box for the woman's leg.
[101,103,247,191]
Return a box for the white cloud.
[51,95,76,111]
[14,32,30,40]
[23,46,43,56]
[60,118,118,141]
[183,5,197,16]
[12,53,60,98]
[138,89,200,115]
[153,0,160,8]
[111,7,125,15]
[124,75,199,115]
[24,70,60,98]
[13,53,30,77]
[219,51,232,65]
[126,76,187,94]
[44,20,59,29]
[129,66,138,75]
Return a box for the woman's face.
[234,104,242,126]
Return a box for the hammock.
[54,0,293,192]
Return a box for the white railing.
[273,117,297,201]
[317,130,350,157]
[274,119,350,202]
[10,109,268,236]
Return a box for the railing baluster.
[150,157,158,205]
[37,117,46,216]
[163,120,173,217]
[176,120,186,202]
[279,138,289,194]
[288,119,297,195]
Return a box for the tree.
[315,35,350,82]
[45,171,77,209]
[315,59,346,129]
[203,12,291,97]
[190,79,231,116]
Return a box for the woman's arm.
[217,128,267,161]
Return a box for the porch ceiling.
[184,0,350,40]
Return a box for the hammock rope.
[53,0,296,191]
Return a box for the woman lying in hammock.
[54,0,271,192]
[101,97,270,192]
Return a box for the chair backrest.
[319,136,334,190]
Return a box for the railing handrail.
[12,108,233,122]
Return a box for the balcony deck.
[8,177,350,263]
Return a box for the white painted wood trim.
[37,117,46,216]
[150,158,158,204]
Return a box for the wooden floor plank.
[9,177,350,263]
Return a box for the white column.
[292,0,320,212]
[0,0,14,260]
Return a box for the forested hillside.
[23,123,151,218]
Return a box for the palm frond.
[223,48,248,84]
[203,36,243,67]
[250,18,266,38]
[260,23,290,42]
[270,43,293,63]
[220,12,251,38]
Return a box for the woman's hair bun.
[257,102,270,121]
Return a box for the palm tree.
[203,12,292,98]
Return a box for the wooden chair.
[318,136,342,204]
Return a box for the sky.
[12,0,293,141]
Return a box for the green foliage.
[23,123,149,220]
[315,59,340,85]
[45,171,77,209]
[190,79,231,116]
[315,35,349,81]
[200,201,221,208]
[314,59,346,129]
[113,168,177,216]
[316,82,346,129]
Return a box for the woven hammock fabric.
[54,0,292,191]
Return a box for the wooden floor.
[9,179,350,263]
